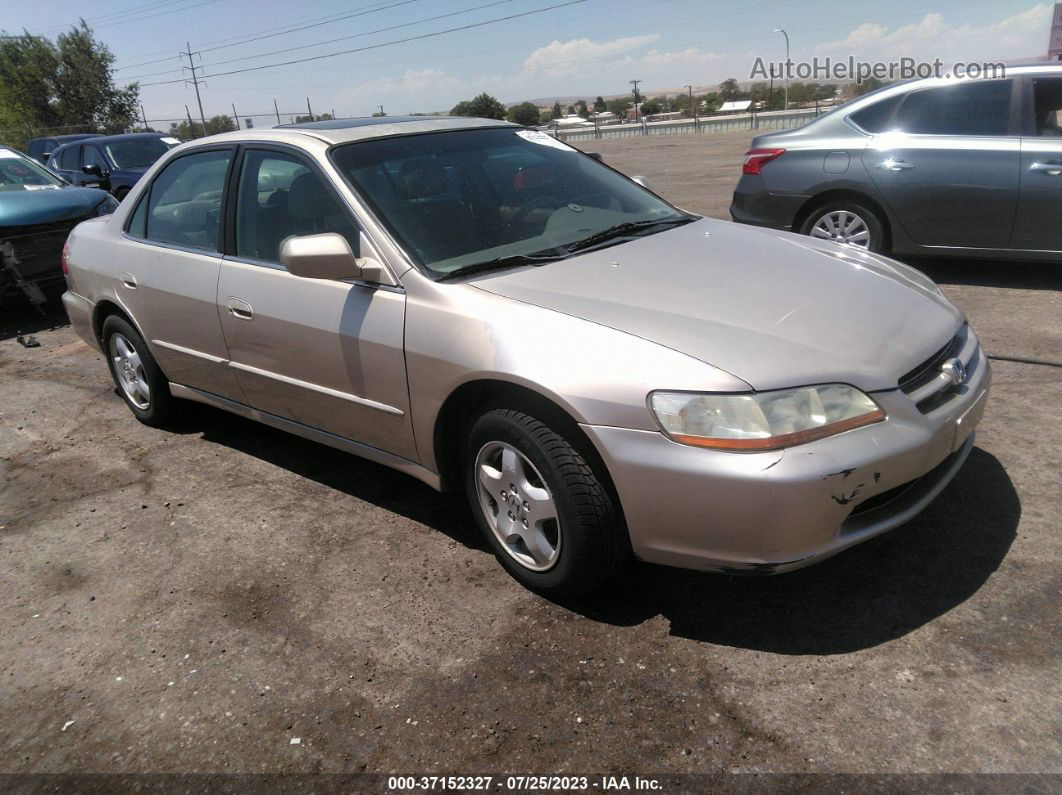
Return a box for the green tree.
[450,92,506,119]
[640,99,662,116]
[506,101,541,126]
[167,114,236,140]
[593,96,606,113]
[605,98,630,116]
[575,99,588,118]
[719,78,740,101]
[0,21,139,149]
[551,101,562,120]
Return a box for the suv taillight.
[61,241,70,276]
[742,148,785,175]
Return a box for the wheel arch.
[432,378,627,532]
[793,189,893,251]
[92,298,143,347]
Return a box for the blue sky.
[4,0,1055,125]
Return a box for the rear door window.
[893,79,1014,136]
[144,149,232,251]
[1030,77,1062,136]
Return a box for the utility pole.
[140,103,149,131]
[685,84,695,130]
[185,105,196,139]
[378,105,385,116]
[774,28,790,111]
[232,103,241,130]
[181,42,208,136]
[629,79,642,123]
[306,97,313,120]
[273,99,281,125]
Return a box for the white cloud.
[816,4,1053,62]
[522,34,660,77]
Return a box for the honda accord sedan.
[61,117,990,596]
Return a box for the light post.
[773,28,790,111]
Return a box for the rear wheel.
[101,315,177,427]
[800,201,885,253]
[465,407,627,598]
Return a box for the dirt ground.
[1,130,1059,784]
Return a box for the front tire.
[800,201,885,253]
[101,315,177,427]
[465,407,627,598]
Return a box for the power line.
[31,0,198,35]
[203,0,517,69]
[140,0,588,86]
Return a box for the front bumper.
[582,339,991,574]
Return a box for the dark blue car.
[47,132,179,201]
[0,146,117,305]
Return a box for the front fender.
[403,275,749,473]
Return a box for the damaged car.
[60,118,990,597]
[1,146,117,306]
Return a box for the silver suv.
[62,117,989,596]
[731,64,1062,259]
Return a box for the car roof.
[79,132,170,145]
[203,115,517,147]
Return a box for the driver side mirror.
[82,163,105,178]
[280,232,396,285]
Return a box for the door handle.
[877,159,915,171]
[1030,161,1062,176]
[226,297,253,320]
[119,271,137,289]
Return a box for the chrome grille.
[898,325,981,415]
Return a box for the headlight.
[650,385,885,451]
[93,195,119,217]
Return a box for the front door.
[216,146,415,460]
[862,78,1021,249]
[1011,75,1062,252]
[116,146,244,402]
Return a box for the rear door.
[1011,75,1062,251]
[862,78,1021,249]
[216,145,415,459]
[117,146,244,401]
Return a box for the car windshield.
[330,127,691,277]
[0,149,64,191]
[104,137,178,169]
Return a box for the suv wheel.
[801,202,885,252]
[465,407,627,598]
[101,315,177,427]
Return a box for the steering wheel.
[507,194,563,230]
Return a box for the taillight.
[61,241,70,275]
[742,148,785,175]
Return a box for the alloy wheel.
[809,209,871,248]
[109,332,151,410]
[474,441,561,571]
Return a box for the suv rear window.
[892,80,1013,136]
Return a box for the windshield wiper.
[436,251,566,281]
[566,216,695,253]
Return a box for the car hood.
[471,218,964,392]
[0,186,108,229]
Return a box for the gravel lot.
[1,130,1059,782]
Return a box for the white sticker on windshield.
[23,184,60,190]
[0,149,22,158]
[161,137,181,145]
[515,130,573,151]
